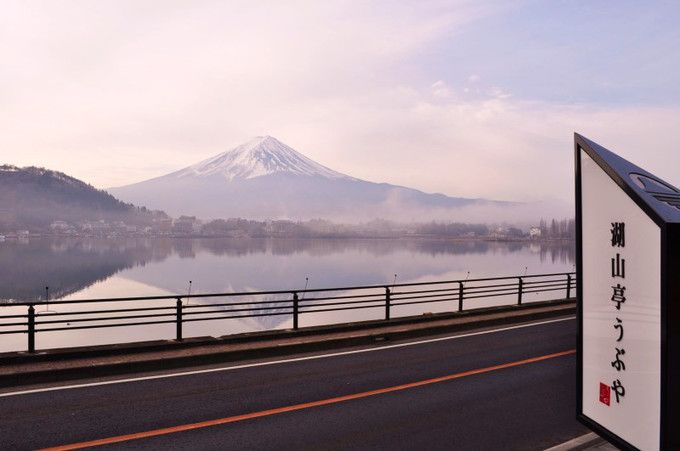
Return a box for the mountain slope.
[108,136,508,221]
[0,165,164,230]
[175,135,350,180]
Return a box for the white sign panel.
[581,150,661,451]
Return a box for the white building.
[50,220,70,231]
[529,227,542,239]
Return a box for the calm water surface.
[0,237,574,352]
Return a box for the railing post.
[176,298,183,341]
[566,274,572,299]
[458,282,464,312]
[27,304,35,353]
[517,277,523,305]
[293,292,299,330]
[385,287,391,320]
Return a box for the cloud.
[0,0,678,209]
[0,1,502,181]
[284,87,680,204]
[431,80,454,99]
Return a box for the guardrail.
[0,272,576,353]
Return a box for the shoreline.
[0,234,575,244]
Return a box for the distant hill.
[0,165,165,231]
[109,136,512,221]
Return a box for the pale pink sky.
[1,0,679,203]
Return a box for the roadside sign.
[576,134,680,450]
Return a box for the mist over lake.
[0,237,574,301]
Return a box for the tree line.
[538,218,575,239]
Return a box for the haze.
[2,0,679,204]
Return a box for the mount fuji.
[108,136,508,220]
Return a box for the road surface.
[0,316,587,450]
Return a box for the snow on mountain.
[173,136,350,181]
[108,136,514,221]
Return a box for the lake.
[0,237,574,352]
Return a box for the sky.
[2,0,679,204]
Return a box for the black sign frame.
[575,133,680,451]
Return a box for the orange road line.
[41,349,576,450]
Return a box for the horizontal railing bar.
[183,299,294,309]
[3,272,576,306]
[517,273,574,279]
[299,299,386,311]
[0,314,29,319]
[35,312,178,325]
[523,278,569,285]
[182,311,294,322]
[392,282,521,297]
[438,286,519,296]
[458,291,521,301]
[36,319,178,332]
[183,306,291,316]
[390,284,526,298]
[298,292,385,303]
[394,288,568,307]
[522,283,574,293]
[30,306,177,317]
[390,287,454,297]
[182,307,292,316]
[0,329,25,335]
[0,321,28,327]
[390,292,460,303]
[522,287,569,295]
[393,285,527,301]
[461,287,529,296]
[452,282,521,289]
[522,280,568,286]
[299,297,388,309]
[22,294,295,307]
[391,297,458,307]
[297,303,386,315]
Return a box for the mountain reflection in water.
[0,237,574,303]
[0,237,574,352]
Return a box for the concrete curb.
[0,300,575,388]
[544,433,607,451]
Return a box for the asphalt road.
[0,316,587,450]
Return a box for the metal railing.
[0,272,576,353]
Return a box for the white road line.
[0,316,575,398]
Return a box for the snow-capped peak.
[177,136,350,181]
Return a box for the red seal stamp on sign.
[599,382,611,406]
